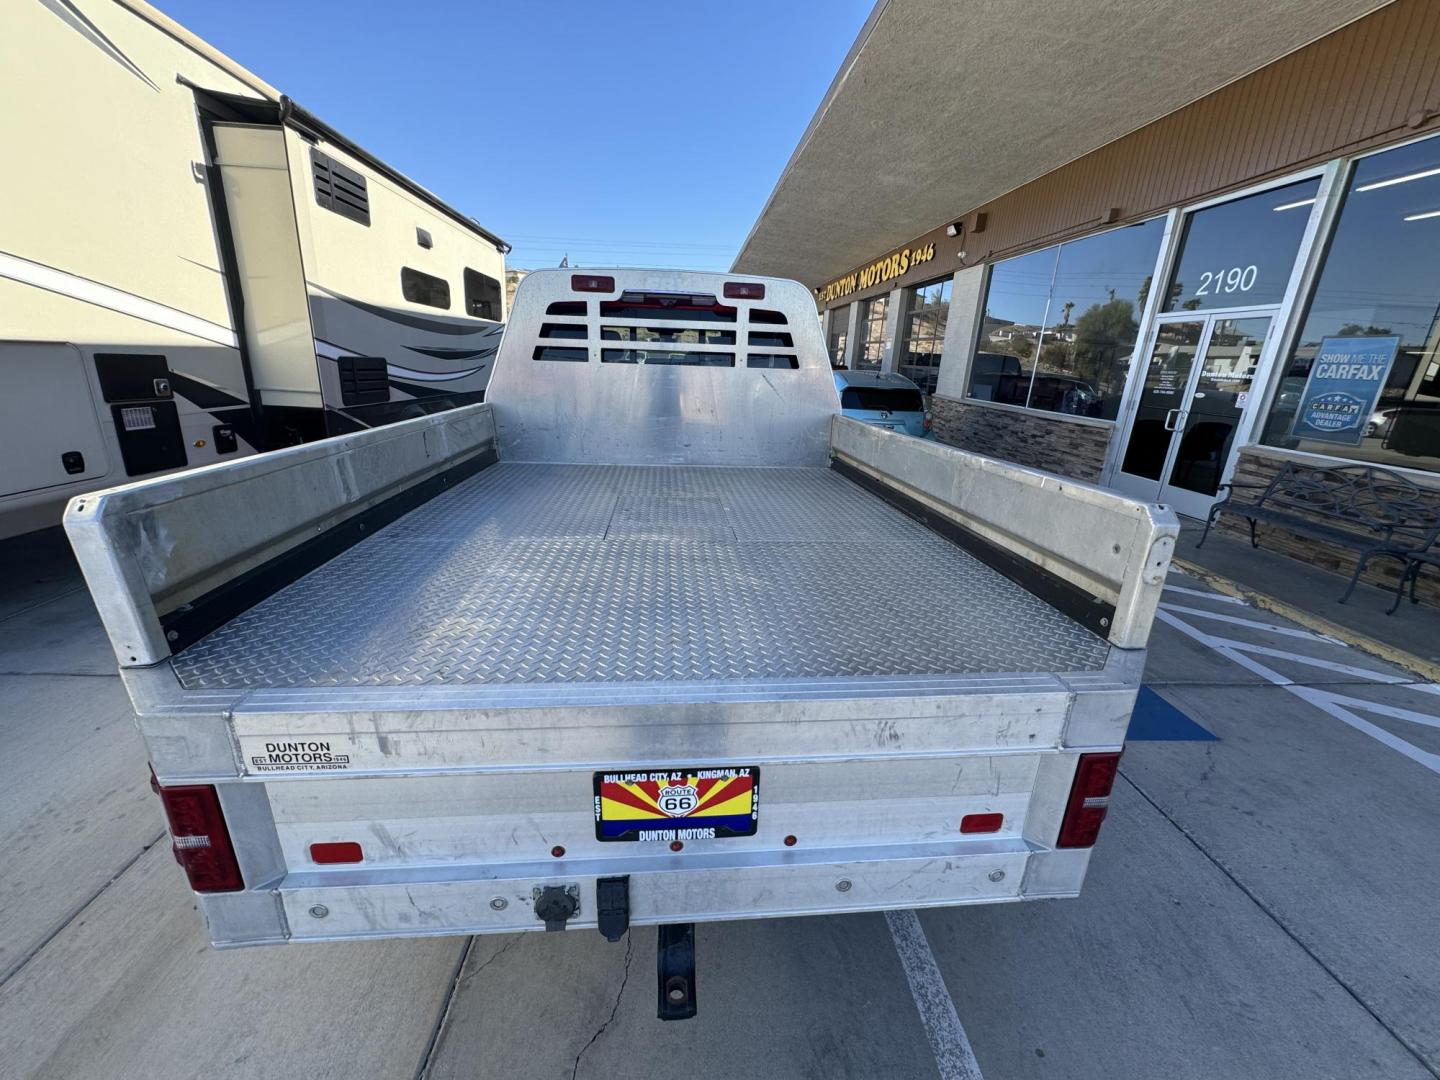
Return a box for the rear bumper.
[200,842,1091,945]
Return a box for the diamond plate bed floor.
[171,463,1112,688]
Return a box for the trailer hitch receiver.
[656,923,697,1021]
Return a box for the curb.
[1171,556,1440,684]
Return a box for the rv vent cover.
[337,355,390,406]
[312,150,370,226]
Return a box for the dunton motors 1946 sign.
[816,241,936,303]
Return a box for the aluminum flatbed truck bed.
[66,268,1176,1019]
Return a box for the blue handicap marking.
[1126,686,1218,742]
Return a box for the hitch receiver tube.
[656,923,697,1021]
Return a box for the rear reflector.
[310,841,364,864]
[1056,751,1122,848]
[155,783,244,892]
[723,281,765,300]
[960,812,1004,834]
[572,274,615,293]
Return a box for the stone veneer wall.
[929,395,1112,482]
[1218,449,1439,608]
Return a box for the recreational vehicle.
[1,0,508,539]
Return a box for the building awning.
[732,0,1389,287]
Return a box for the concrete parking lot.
[2,527,1437,1080]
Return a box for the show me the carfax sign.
[1290,335,1401,445]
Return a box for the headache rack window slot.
[746,354,799,369]
[748,331,794,347]
[602,326,736,345]
[600,292,736,323]
[311,149,370,226]
[602,349,735,367]
[534,345,588,363]
[749,309,788,325]
[539,323,588,340]
[546,301,588,316]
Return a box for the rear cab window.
[841,387,924,412]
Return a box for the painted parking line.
[1197,636,1416,683]
[1157,602,1346,644]
[1156,606,1440,777]
[886,909,985,1080]
[1162,583,1248,605]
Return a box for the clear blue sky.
[155,0,872,271]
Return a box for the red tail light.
[572,274,614,293]
[723,281,765,300]
[1056,751,1122,848]
[310,841,364,864]
[155,783,244,892]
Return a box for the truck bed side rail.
[64,404,497,668]
[829,416,1177,649]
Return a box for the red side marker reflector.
[723,281,765,300]
[155,783,244,893]
[1057,751,1122,848]
[960,812,1003,834]
[571,274,614,293]
[310,841,364,864]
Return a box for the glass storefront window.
[898,277,951,393]
[972,247,1054,405]
[1261,137,1440,472]
[970,218,1163,419]
[827,304,850,368]
[856,294,889,371]
[1163,176,1320,312]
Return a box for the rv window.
[602,349,735,367]
[311,150,370,226]
[464,268,502,320]
[402,268,451,310]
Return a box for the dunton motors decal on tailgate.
[593,766,759,842]
[244,739,352,773]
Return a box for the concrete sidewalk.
[1175,520,1440,676]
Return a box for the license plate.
[593,766,759,842]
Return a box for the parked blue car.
[833,370,933,439]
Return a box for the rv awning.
[732,0,1388,286]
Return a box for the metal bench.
[1197,461,1440,605]
[1389,530,1440,614]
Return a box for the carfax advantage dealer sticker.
[242,738,352,773]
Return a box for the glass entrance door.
[1114,313,1274,518]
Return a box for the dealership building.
[735,0,1440,602]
